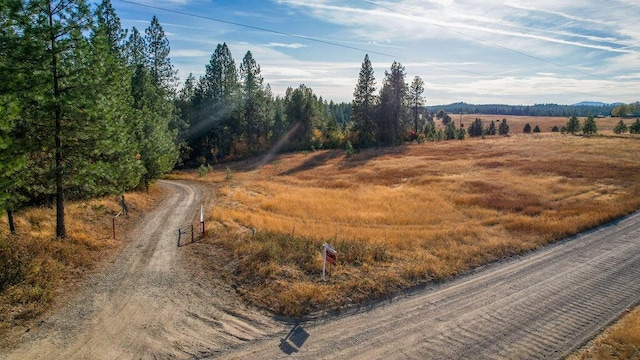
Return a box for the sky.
[111,0,640,105]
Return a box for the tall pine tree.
[351,54,377,146]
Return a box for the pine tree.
[95,0,127,57]
[498,118,510,135]
[523,123,532,133]
[409,76,425,133]
[378,61,408,145]
[127,26,178,189]
[613,120,627,134]
[582,114,597,135]
[468,118,484,137]
[566,115,581,134]
[487,120,496,135]
[145,16,177,95]
[240,51,267,154]
[533,125,541,133]
[351,54,377,147]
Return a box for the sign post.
[322,243,337,281]
[200,204,205,237]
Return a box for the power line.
[361,0,611,82]
[118,0,613,100]
[117,0,492,77]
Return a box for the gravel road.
[4,181,640,359]
[218,210,640,359]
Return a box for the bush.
[551,125,560,132]
[523,123,532,133]
[345,140,354,157]
[533,125,541,133]
[225,166,233,181]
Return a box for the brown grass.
[0,185,165,345]
[568,306,640,360]
[178,119,640,317]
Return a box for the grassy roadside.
[178,131,640,317]
[0,185,165,347]
[568,306,640,359]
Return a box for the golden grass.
[568,306,640,360]
[180,123,640,317]
[0,185,165,345]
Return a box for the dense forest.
[2,0,639,237]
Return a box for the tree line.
[431,102,619,118]
[1,0,179,237]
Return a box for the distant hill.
[429,102,617,117]
[572,101,614,107]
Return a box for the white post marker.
[200,204,205,237]
[322,243,337,281]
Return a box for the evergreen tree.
[16,0,139,237]
[0,0,27,232]
[613,120,627,134]
[498,118,510,135]
[378,61,408,145]
[190,43,240,161]
[239,51,267,154]
[487,120,496,135]
[468,118,484,137]
[630,119,640,134]
[127,22,179,189]
[551,125,560,132]
[565,115,581,134]
[409,76,425,133]
[351,54,377,146]
[523,123,532,133]
[125,27,146,68]
[145,16,177,94]
[95,0,127,57]
[582,114,597,135]
[285,85,321,150]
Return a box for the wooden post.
[177,228,181,247]
[191,224,194,243]
[112,217,116,239]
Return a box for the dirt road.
[218,212,640,359]
[3,181,278,359]
[4,181,640,359]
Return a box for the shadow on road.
[279,324,310,355]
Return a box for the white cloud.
[265,42,308,49]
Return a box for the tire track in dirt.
[2,180,278,359]
[217,212,640,359]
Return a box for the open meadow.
[181,116,640,317]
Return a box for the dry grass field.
[0,186,165,345]
[180,116,640,317]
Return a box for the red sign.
[326,250,337,265]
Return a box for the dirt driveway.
[3,181,278,359]
[3,181,640,359]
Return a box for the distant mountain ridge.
[572,101,621,107]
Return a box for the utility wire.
[118,0,613,100]
[361,0,611,82]
[117,0,492,77]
